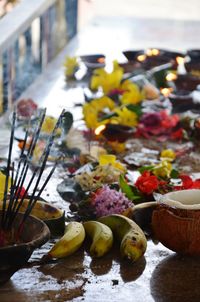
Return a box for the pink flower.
[137,110,181,139]
[91,185,132,217]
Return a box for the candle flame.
[160,88,173,97]
[97,57,105,64]
[176,56,185,64]
[95,125,106,135]
[166,73,177,81]
[146,48,160,56]
[137,54,146,62]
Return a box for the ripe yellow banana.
[48,221,85,258]
[99,214,147,262]
[83,220,113,258]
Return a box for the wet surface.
[1,240,200,302]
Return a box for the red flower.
[174,175,200,190]
[192,179,200,189]
[180,175,193,189]
[170,128,183,140]
[160,111,179,129]
[15,186,27,198]
[135,171,159,195]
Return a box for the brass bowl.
[0,211,50,284]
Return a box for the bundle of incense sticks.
[0,109,65,238]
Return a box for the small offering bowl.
[80,54,105,70]
[101,123,135,142]
[174,74,200,91]
[0,211,50,284]
[152,190,200,256]
[169,90,194,113]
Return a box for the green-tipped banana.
[99,214,147,262]
[48,221,85,258]
[83,221,113,258]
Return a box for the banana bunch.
[47,215,147,261]
[83,221,113,257]
[48,221,85,258]
[99,214,147,262]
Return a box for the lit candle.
[160,87,173,97]
[176,57,186,75]
[166,73,177,82]
[95,125,106,136]
[137,54,146,62]
[146,48,160,56]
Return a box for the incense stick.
[1,109,65,235]
[1,109,64,234]
[1,111,16,227]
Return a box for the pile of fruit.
[47,214,147,262]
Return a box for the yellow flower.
[64,56,79,77]
[83,96,115,129]
[120,80,143,105]
[111,106,138,127]
[153,160,173,178]
[41,116,61,135]
[160,149,176,162]
[108,141,126,153]
[99,154,126,172]
[0,171,11,201]
[90,61,123,94]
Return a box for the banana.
[99,214,147,262]
[83,221,113,258]
[48,221,85,258]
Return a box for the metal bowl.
[0,211,50,284]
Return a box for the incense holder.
[0,211,50,284]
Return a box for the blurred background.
[78,0,200,28]
[0,0,200,115]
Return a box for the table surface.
[1,15,200,302]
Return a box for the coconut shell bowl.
[152,189,200,256]
[0,211,50,285]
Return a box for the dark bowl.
[185,62,200,74]
[0,211,50,284]
[159,49,184,60]
[101,123,135,142]
[174,74,200,91]
[122,50,144,61]
[169,90,194,113]
[80,54,105,69]
[143,55,171,70]
[187,49,200,61]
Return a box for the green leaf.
[99,112,118,121]
[170,169,180,179]
[119,174,141,201]
[138,165,154,174]
[62,111,73,134]
[119,175,135,200]
[126,104,142,116]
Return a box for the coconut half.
[152,189,200,256]
[160,189,200,210]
